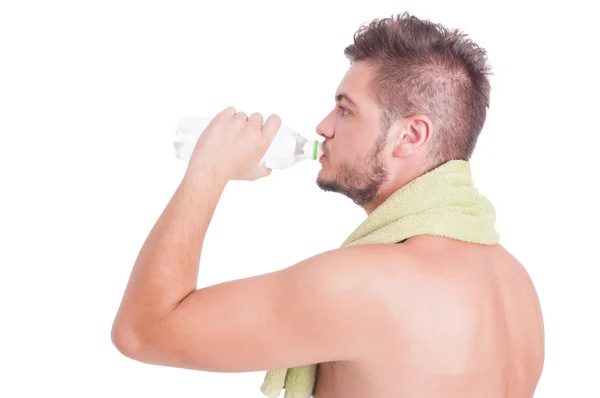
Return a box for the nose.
[316,111,335,140]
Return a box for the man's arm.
[111,165,227,350]
[120,245,385,372]
[111,166,385,371]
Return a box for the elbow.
[111,318,169,365]
[111,322,146,360]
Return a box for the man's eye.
[338,106,349,116]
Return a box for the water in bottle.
[173,116,323,169]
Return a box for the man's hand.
[186,106,282,182]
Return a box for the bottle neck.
[301,140,323,160]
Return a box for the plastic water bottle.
[173,116,323,169]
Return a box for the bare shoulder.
[290,243,413,282]
[300,242,435,306]
[290,242,433,302]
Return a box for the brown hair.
[344,12,492,167]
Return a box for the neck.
[362,161,435,215]
[343,158,499,248]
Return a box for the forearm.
[113,167,228,337]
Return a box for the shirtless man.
[111,12,545,398]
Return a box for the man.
[111,12,545,397]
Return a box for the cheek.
[347,136,370,156]
[331,121,376,157]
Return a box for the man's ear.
[391,115,432,158]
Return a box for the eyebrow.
[336,93,358,108]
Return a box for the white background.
[1,0,598,397]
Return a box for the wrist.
[184,162,230,189]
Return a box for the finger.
[261,114,282,141]
[257,166,272,179]
[234,111,248,122]
[248,112,263,128]
[219,106,236,118]
[230,112,247,129]
[247,166,272,181]
[211,106,236,127]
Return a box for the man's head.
[316,12,492,213]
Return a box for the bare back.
[314,236,545,398]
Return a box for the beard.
[316,130,390,207]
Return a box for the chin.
[317,168,334,184]
[318,165,330,177]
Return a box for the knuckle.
[220,106,236,116]
[267,114,281,125]
[250,113,264,124]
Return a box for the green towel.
[260,159,500,398]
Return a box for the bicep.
[138,246,381,372]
